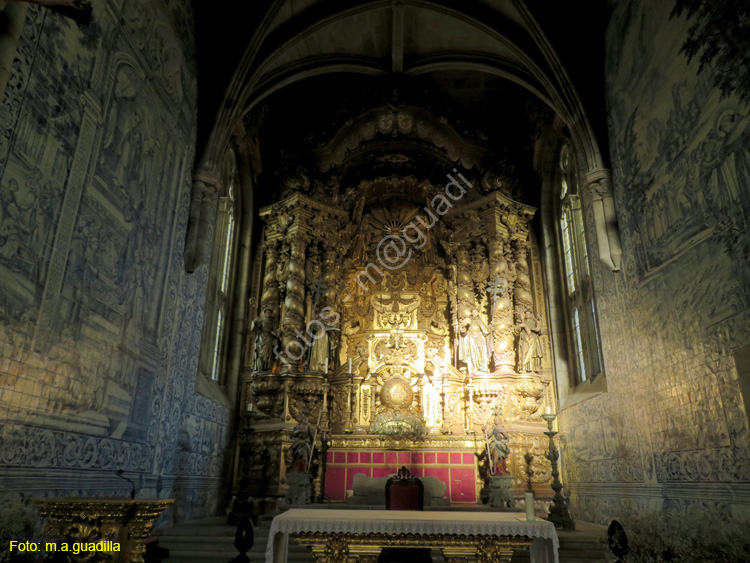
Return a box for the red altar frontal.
[324,449,477,503]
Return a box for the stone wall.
[559,0,750,523]
[0,0,230,523]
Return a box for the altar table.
[266,508,559,563]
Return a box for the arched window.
[556,143,602,384]
[202,150,240,384]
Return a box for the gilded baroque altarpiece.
[236,108,557,507]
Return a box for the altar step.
[553,522,609,563]
[156,516,608,563]
[156,516,314,563]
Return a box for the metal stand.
[229,516,254,563]
[542,413,575,530]
[317,429,331,503]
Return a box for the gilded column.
[281,239,307,363]
[513,239,531,307]
[260,242,280,317]
[488,235,515,373]
[446,244,476,373]
[323,244,343,369]
[512,237,533,372]
[455,246,476,318]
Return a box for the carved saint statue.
[288,414,315,473]
[308,315,338,372]
[250,308,279,372]
[284,414,316,505]
[459,308,491,373]
[483,410,510,475]
[518,310,544,373]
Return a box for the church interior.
[1,0,749,561]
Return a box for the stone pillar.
[184,170,220,273]
[583,169,622,272]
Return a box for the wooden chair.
[378,467,432,563]
[385,471,424,510]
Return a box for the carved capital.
[581,168,622,272]
[191,169,221,191]
[582,168,612,198]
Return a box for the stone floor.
[155,509,609,563]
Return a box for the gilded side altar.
[33,498,172,563]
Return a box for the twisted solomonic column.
[281,240,307,365]
[260,242,280,316]
[322,244,344,369]
[488,236,515,373]
[455,245,476,317]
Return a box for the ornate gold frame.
[33,498,173,563]
[292,531,532,563]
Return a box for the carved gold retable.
[242,184,558,503]
[267,509,559,563]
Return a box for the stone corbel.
[184,169,221,273]
[583,169,622,272]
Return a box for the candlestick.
[524,492,535,521]
[344,381,353,433]
[543,413,575,529]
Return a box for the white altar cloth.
[266,508,559,563]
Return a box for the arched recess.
[313,104,486,172]
[186,0,621,271]
[222,131,260,407]
[192,124,261,408]
[535,120,608,410]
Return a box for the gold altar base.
[34,498,173,563]
[292,532,532,563]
